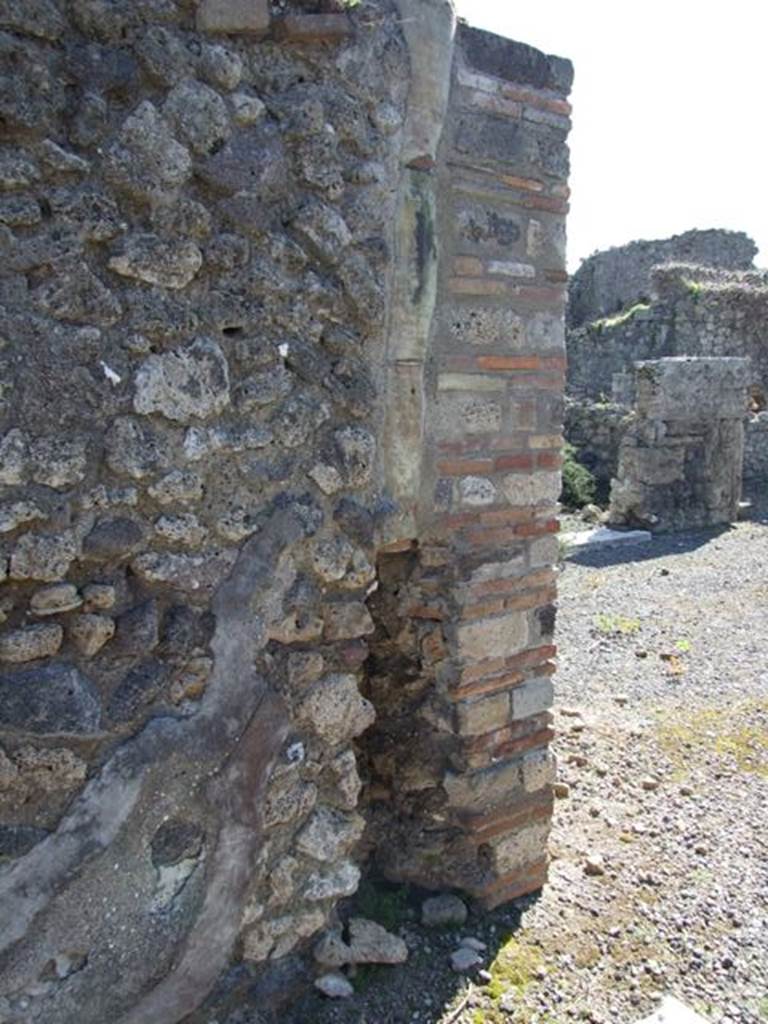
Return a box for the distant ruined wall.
[568,228,757,328]
[0,2,571,1021]
[567,263,768,405]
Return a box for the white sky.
[453,0,768,272]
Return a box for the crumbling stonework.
[0,2,571,1021]
[568,228,757,328]
[566,249,768,496]
[609,358,749,531]
[744,413,768,480]
[564,399,629,495]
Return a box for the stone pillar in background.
[368,23,572,909]
[609,357,749,531]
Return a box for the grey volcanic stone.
[68,614,115,657]
[0,500,45,533]
[30,583,82,617]
[109,234,203,290]
[114,599,159,655]
[10,533,77,582]
[35,262,122,325]
[0,0,66,41]
[134,338,230,423]
[163,80,231,156]
[108,656,168,723]
[135,26,191,87]
[295,806,365,863]
[0,428,26,484]
[39,139,90,175]
[422,893,468,927]
[0,662,101,733]
[104,101,192,199]
[0,151,40,191]
[83,517,145,560]
[295,673,375,744]
[0,623,63,663]
[48,187,123,243]
[198,122,287,197]
[333,426,376,488]
[130,548,237,591]
[198,43,243,92]
[104,416,173,480]
[0,196,41,226]
[30,437,88,490]
[314,973,353,999]
[291,200,351,264]
[151,820,205,866]
[347,918,408,964]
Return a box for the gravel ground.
[278,496,768,1024]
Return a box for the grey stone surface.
[610,358,749,531]
[569,228,756,328]
[109,234,203,289]
[133,338,230,422]
[163,79,231,156]
[104,100,192,199]
[421,893,468,927]
[0,662,101,733]
[459,23,573,93]
[0,623,62,663]
[314,972,354,999]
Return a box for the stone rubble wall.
[566,260,768,490]
[609,358,749,532]
[564,398,630,493]
[0,2,571,1021]
[568,227,757,328]
[744,414,768,480]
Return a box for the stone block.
[0,663,101,733]
[459,24,573,94]
[443,302,527,350]
[457,611,528,662]
[491,820,550,874]
[444,758,523,813]
[453,115,569,182]
[0,623,62,663]
[197,0,270,36]
[295,673,375,745]
[438,373,506,392]
[521,748,555,793]
[499,471,561,507]
[434,393,502,439]
[456,691,510,736]
[275,14,352,43]
[295,806,365,863]
[510,677,553,720]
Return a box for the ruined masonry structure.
[610,358,749,531]
[0,1,572,1021]
[566,255,768,491]
[568,228,756,328]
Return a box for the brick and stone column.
[370,20,572,908]
[610,357,750,531]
